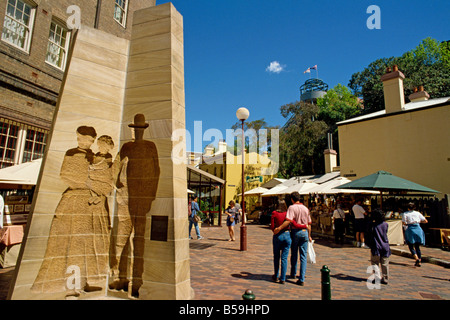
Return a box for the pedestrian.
[189,196,204,240]
[270,201,291,284]
[332,203,346,245]
[366,208,391,285]
[274,192,312,286]
[235,201,241,224]
[225,200,237,241]
[402,202,428,267]
[271,200,307,284]
[352,199,368,248]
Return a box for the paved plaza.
[189,223,449,301]
[1,222,449,301]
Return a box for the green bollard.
[321,265,331,300]
[242,289,255,300]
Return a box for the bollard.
[321,265,331,300]
[242,289,255,300]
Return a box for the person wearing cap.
[110,114,160,297]
[402,202,428,267]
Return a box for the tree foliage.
[316,84,362,152]
[279,101,328,177]
[349,38,450,114]
[230,118,279,154]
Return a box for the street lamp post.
[236,107,249,251]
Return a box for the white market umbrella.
[237,186,269,197]
[187,189,195,194]
[279,181,319,195]
[304,177,379,195]
[261,185,289,197]
[0,158,42,185]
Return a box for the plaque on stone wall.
[150,216,168,242]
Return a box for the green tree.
[316,84,362,152]
[279,101,328,177]
[349,38,450,114]
[230,118,279,155]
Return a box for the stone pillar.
[118,3,191,300]
[9,3,192,300]
[9,27,129,300]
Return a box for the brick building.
[0,0,155,168]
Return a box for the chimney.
[218,139,227,153]
[381,65,406,113]
[204,146,214,156]
[409,86,430,102]
[324,149,337,174]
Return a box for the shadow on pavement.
[231,271,273,283]
[331,273,366,282]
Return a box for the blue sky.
[155,0,449,152]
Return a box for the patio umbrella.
[280,181,319,195]
[0,158,42,185]
[261,185,289,197]
[337,171,439,208]
[311,177,379,195]
[237,187,269,197]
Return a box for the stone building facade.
[0,0,155,168]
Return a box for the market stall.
[0,159,41,267]
[338,171,441,245]
[0,225,24,268]
[305,177,378,236]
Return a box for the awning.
[261,185,289,196]
[187,165,225,187]
[279,181,319,195]
[338,171,439,193]
[238,186,269,197]
[0,158,42,185]
[303,177,379,195]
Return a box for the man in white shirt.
[352,199,368,248]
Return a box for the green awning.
[337,171,439,193]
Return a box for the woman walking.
[225,201,237,241]
[402,203,428,267]
[270,201,292,284]
[366,208,391,285]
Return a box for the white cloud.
[266,61,285,74]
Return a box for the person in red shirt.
[274,192,312,286]
[271,200,307,284]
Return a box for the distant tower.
[300,79,329,104]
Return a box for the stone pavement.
[189,223,450,300]
[1,223,449,301]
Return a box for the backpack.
[188,201,192,216]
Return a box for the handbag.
[194,214,201,223]
[307,240,316,264]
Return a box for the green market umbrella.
[337,171,439,208]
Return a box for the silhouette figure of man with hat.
[109,114,160,298]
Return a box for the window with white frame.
[45,20,70,70]
[0,118,48,169]
[114,0,128,27]
[1,0,36,52]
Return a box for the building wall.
[200,152,276,207]
[338,104,450,196]
[0,0,155,167]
